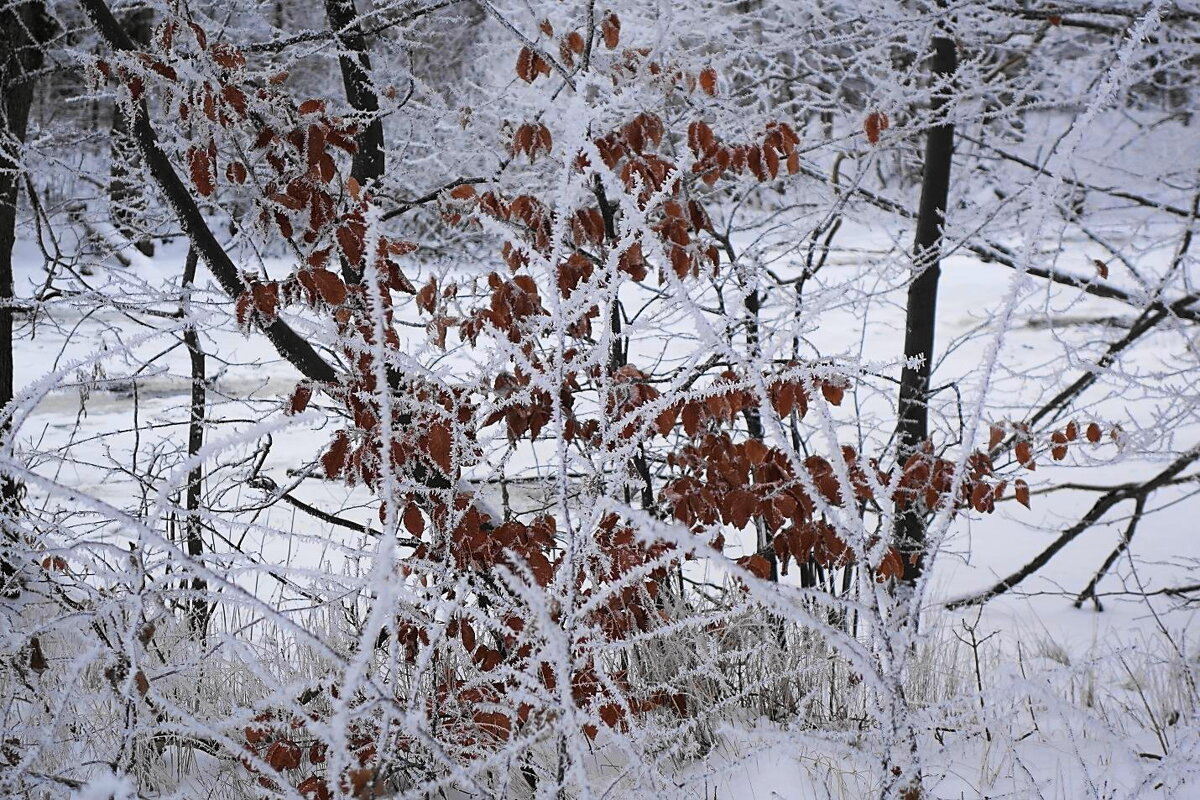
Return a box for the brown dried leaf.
[1014,479,1031,509]
[287,384,312,415]
[601,13,620,49]
[864,111,889,145]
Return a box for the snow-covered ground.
[6,98,1199,797]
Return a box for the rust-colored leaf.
[235,291,254,327]
[266,740,302,771]
[1015,441,1034,468]
[1050,431,1069,461]
[336,218,366,265]
[988,423,1004,450]
[297,776,330,800]
[287,384,312,415]
[226,161,248,184]
[737,553,772,581]
[864,111,889,145]
[699,67,717,96]
[1014,479,1031,509]
[41,555,67,571]
[820,381,844,406]
[188,146,214,196]
[252,282,279,320]
[403,503,424,536]
[877,548,904,581]
[1086,422,1102,443]
[599,703,624,728]
[601,13,620,49]
[211,44,246,70]
[321,431,350,479]
[971,482,990,512]
[727,489,758,529]
[149,59,177,81]
[516,46,535,82]
[474,710,512,740]
[188,22,208,49]
[310,270,346,306]
[428,423,452,475]
[221,84,247,117]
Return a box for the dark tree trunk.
[323,0,384,186]
[0,0,54,593]
[323,0,384,286]
[894,30,957,583]
[82,0,342,386]
[181,248,209,636]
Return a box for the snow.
[4,1,1199,796]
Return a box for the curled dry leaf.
[1015,441,1035,469]
[988,423,1005,450]
[188,146,214,196]
[601,13,620,49]
[403,502,424,536]
[265,740,302,771]
[737,553,772,581]
[516,46,535,82]
[1050,431,1069,461]
[820,381,844,406]
[286,384,312,415]
[864,111,889,145]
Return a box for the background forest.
[1,1,1199,797]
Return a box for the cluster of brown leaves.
[460,272,546,345]
[990,419,1111,473]
[241,705,386,799]
[510,122,553,160]
[515,12,621,83]
[688,120,801,186]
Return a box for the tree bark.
[323,0,384,189]
[894,27,957,583]
[181,248,209,636]
[0,0,55,593]
[323,0,384,287]
[80,0,341,386]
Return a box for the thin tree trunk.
[181,248,209,636]
[894,27,957,584]
[82,0,341,386]
[0,0,54,594]
[323,0,384,286]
